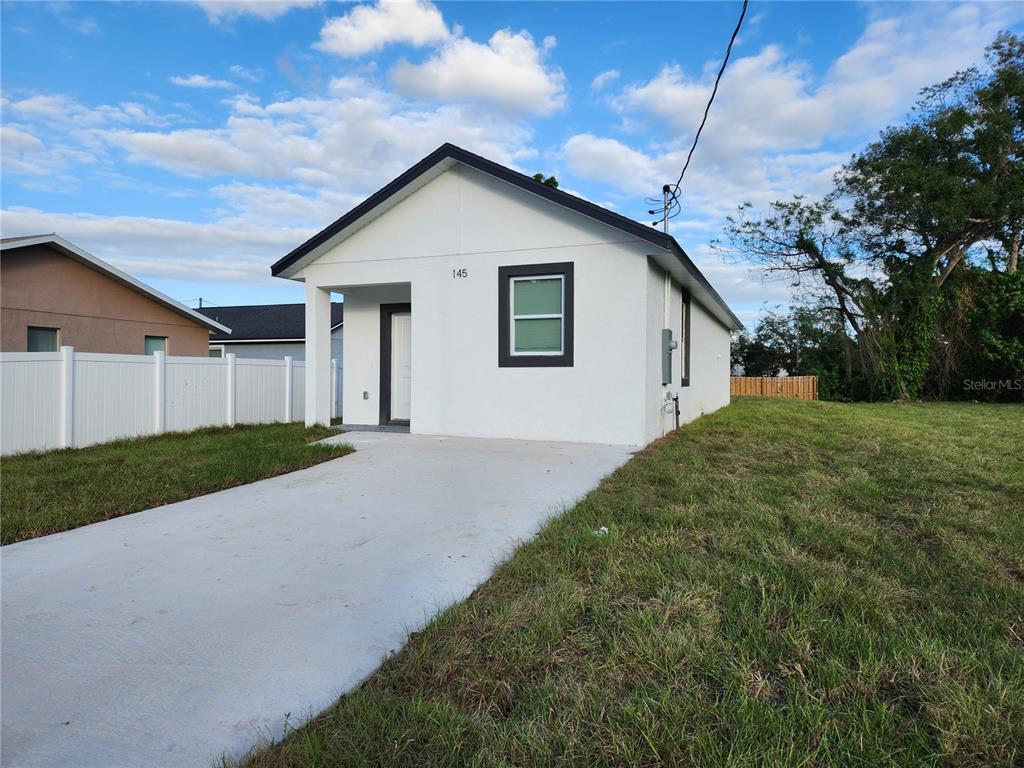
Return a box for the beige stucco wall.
[1,245,211,356]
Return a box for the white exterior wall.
[680,297,732,422]
[298,163,731,446]
[643,260,732,443]
[341,284,411,426]
[217,329,342,362]
[304,165,649,445]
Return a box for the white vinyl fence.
[0,348,342,455]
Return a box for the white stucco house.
[272,144,742,446]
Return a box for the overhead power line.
[648,0,749,228]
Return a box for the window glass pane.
[208,348,223,358]
[513,278,561,316]
[144,336,167,355]
[514,318,562,353]
[27,327,58,352]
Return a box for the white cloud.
[49,2,101,35]
[107,126,274,177]
[315,0,450,57]
[229,65,263,83]
[0,206,304,286]
[561,134,659,195]
[210,182,360,229]
[590,69,620,92]
[567,3,1024,221]
[619,3,1023,155]
[6,93,168,126]
[196,1,318,23]
[391,29,566,116]
[101,84,536,189]
[1,73,543,289]
[1,125,45,154]
[1,125,52,177]
[169,74,236,90]
[1,94,174,190]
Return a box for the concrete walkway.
[1,432,633,768]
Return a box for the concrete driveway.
[1,432,632,768]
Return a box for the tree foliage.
[720,33,1023,402]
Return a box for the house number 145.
[452,268,468,278]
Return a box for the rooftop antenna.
[662,185,671,235]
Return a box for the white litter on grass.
[593,526,609,536]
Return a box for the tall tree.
[719,33,1024,401]
[838,32,1023,285]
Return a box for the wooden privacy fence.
[731,375,818,400]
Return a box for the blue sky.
[3,1,1022,324]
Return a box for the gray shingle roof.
[198,303,342,342]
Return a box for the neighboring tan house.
[0,234,229,355]
[272,143,742,446]
[197,302,343,361]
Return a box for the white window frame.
[509,274,565,357]
[208,344,226,358]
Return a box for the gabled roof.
[270,143,742,330]
[198,302,343,342]
[0,234,231,334]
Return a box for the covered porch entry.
[305,281,411,429]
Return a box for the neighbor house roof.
[270,143,742,331]
[0,234,231,334]
[197,302,343,342]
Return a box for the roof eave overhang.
[649,244,743,332]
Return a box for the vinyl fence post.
[60,345,75,449]
[330,358,340,420]
[226,353,236,427]
[153,350,166,434]
[284,356,293,423]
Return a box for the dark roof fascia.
[665,240,743,330]
[271,143,679,277]
[214,323,343,344]
[271,143,741,330]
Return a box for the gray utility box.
[662,328,678,385]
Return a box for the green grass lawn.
[237,398,1024,768]
[1,423,351,545]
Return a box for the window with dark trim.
[498,262,574,367]
[681,294,691,386]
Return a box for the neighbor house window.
[144,336,168,355]
[27,326,59,352]
[208,346,223,358]
[498,262,573,367]
[681,296,691,386]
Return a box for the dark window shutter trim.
[498,262,574,368]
